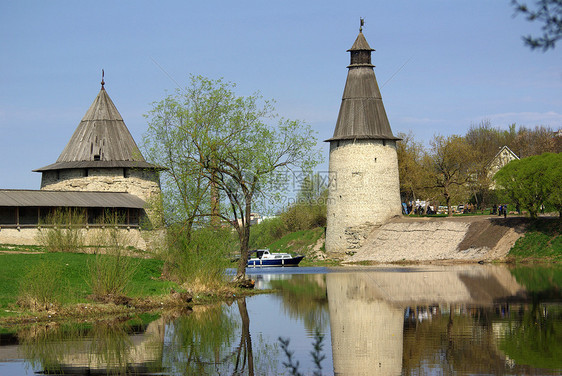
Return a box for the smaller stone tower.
[325,23,402,255]
[34,77,162,203]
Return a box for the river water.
[1,264,561,375]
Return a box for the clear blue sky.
[1,1,561,189]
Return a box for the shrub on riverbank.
[88,250,139,298]
[249,217,286,248]
[161,226,236,291]
[88,216,139,298]
[17,260,70,311]
[36,209,86,252]
[508,218,561,262]
[281,202,326,232]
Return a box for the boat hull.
[247,255,304,267]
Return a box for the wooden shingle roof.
[348,31,374,52]
[34,85,162,172]
[326,31,400,142]
[0,190,146,208]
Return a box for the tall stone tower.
[34,77,162,203]
[325,24,402,255]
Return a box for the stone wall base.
[0,227,155,251]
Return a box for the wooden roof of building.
[0,190,146,208]
[348,31,374,52]
[34,82,162,172]
[326,29,400,142]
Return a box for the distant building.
[325,23,402,255]
[0,78,163,249]
[486,146,519,189]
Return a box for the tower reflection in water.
[326,265,535,375]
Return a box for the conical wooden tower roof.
[35,81,160,172]
[326,29,400,142]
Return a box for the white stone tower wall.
[40,169,161,202]
[326,139,401,254]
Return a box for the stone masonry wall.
[41,169,161,202]
[326,139,402,255]
[0,227,148,250]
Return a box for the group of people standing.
[492,204,508,218]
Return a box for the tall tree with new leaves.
[396,131,427,203]
[425,135,477,216]
[143,94,211,239]
[144,76,321,281]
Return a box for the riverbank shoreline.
[343,215,559,264]
[0,287,267,328]
[2,215,559,326]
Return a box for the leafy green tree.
[144,75,321,281]
[396,131,428,203]
[494,152,561,218]
[512,0,562,50]
[280,173,328,232]
[544,153,562,216]
[295,173,328,205]
[143,93,211,239]
[424,135,477,216]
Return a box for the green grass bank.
[0,250,176,317]
[507,217,561,263]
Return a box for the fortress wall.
[41,170,161,202]
[0,227,148,250]
[326,139,402,255]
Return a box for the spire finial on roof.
[360,17,364,32]
[101,69,105,90]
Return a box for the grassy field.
[267,227,324,253]
[0,250,176,316]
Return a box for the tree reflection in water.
[162,297,278,375]
[16,298,274,375]
[162,302,237,375]
[234,298,254,375]
[500,302,562,369]
[500,265,562,369]
[269,274,329,333]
